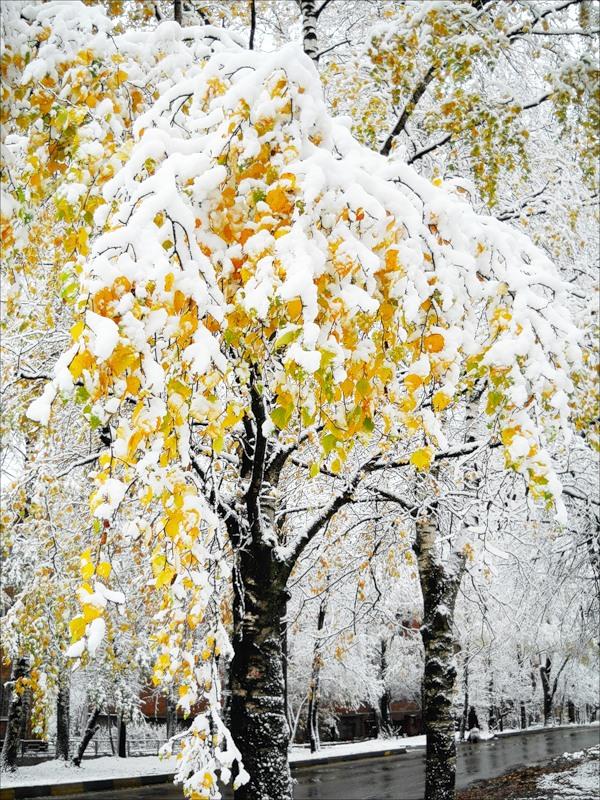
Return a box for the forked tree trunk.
[0,657,30,771]
[415,513,465,800]
[73,707,101,767]
[56,672,70,760]
[229,544,292,800]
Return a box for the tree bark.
[166,691,178,740]
[173,0,182,25]
[415,513,465,800]
[379,638,392,731]
[229,544,292,800]
[117,714,127,758]
[72,707,100,767]
[0,657,30,771]
[459,648,469,741]
[307,592,327,753]
[299,1,320,63]
[55,672,70,761]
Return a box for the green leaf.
[356,378,370,398]
[321,432,337,456]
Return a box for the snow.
[537,747,600,797]
[0,754,178,788]
[86,310,120,361]
[290,734,426,762]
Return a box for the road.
[29,726,600,800]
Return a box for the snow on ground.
[0,736,423,787]
[2,726,597,788]
[290,734,426,763]
[536,746,599,798]
[0,754,178,788]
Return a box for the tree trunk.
[307,593,327,753]
[173,0,182,25]
[117,714,127,758]
[568,700,576,724]
[0,657,30,771]
[379,638,392,732]
[229,545,292,800]
[55,673,70,761]
[299,1,320,63]
[415,513,465,800]
[459,649,469,741]
[73,707,101,767]
[540,657,553,726]
[166,691,178,740]
[520,701,527,730]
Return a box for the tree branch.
[380,65,436,157]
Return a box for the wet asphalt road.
[23,725,600,800]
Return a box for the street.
[28,726,600,800]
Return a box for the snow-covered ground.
[291,733,425,763]
[0,754,178,788]
[0,735,424,787]
[535,746,600,798]
[2,726,597,789]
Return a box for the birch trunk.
[229,544,292,800]
[299,1,320,63]
[416,513,465,800]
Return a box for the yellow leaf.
[410,446,434,471]
[432,391,451,413]
[81,562,95,581]
[82,604,102,623]
[266,186,292,215]
[424,333,445,353]
[69,616,87,642]
[71,320,84,341]
[96,561,111,580]
[286,297,303,320]
[404,374,422,392]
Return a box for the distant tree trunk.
[55,673,70,761]
[379,638,392,732]
[459,649,469,740]
[73,707,101,767]
[117,714,127,758]
[166,692,177,740]
[568,700,576,724]
[173,0,182,25]
[307,592,327,753]
[229,543,292,800]
[0,657,30,771]
[415,512,466,800]
[540,655,570,727]
[520,701,527,729]
[299,1,320,63]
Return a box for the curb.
[0,773,173,799]
[291,746,408,769]
[0,747,410,798]
[494,723,599,740]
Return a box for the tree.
[2,3,592,799]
